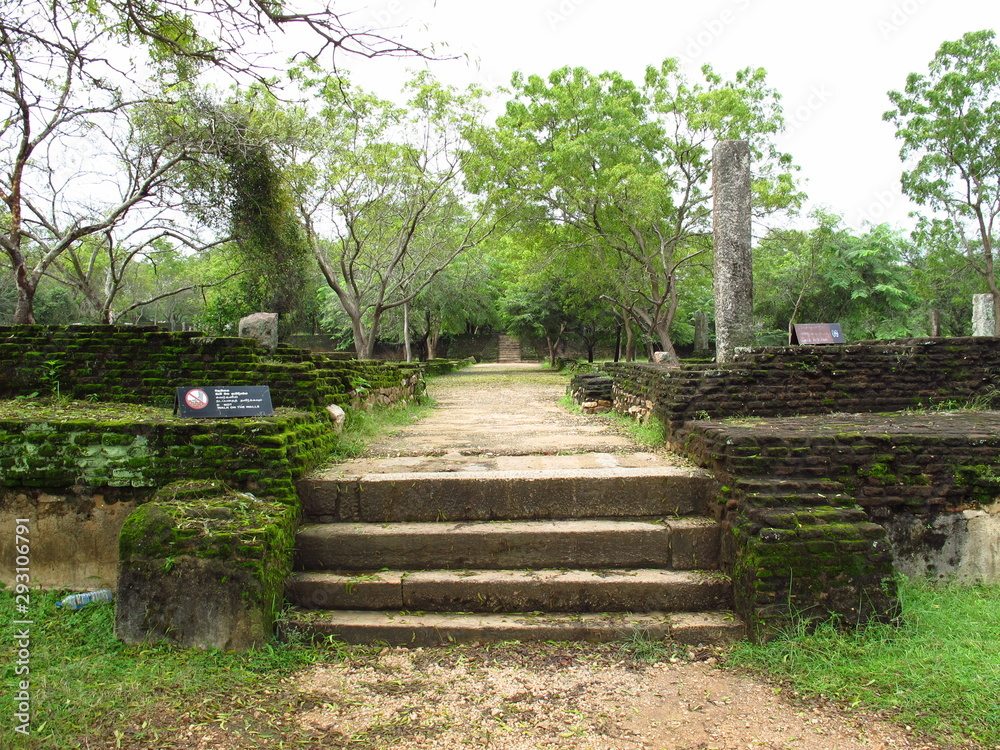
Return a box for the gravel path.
[290,643,948,750]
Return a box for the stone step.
[294,519,720,572]
[734,478,847,495]
[286,568,732,612]
[298,453,717,523]
[279,609,746,647]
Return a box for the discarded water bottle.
[56,589,114,610]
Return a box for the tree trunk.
[624,318,635,362]
[545,323,567,368]
[652,320,680,366]
[12,270,36,324]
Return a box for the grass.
[729,577,1000,747]
[0,589,366,749]
[558,392,667,449]
[327,396,437,460]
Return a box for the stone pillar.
[973,294,995,336]
[693,311,711,357]
[713,140,754,363]
[929,309,941,337]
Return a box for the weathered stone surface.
[669,611,746,645]
[281,611,675,647]
[883,508,1000,582]
[238,312,279,352]
[295,520,677,571]
[325,404,346,434]
[973,293,996,336]
[285,571,404,610]
[281,610,744,647]
[298,455,717,523]
[399,569,731,613]
[0,489,138,589]
[115,483,296,652]
[117,556,269,651]
[712,140,753,364]
[668,518,723,570]
[694,311,711,357]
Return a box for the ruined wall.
[0,325,423,411]
[595,338,1000,636]
[0,408,337,589]
[605,337,1000,426]
[0,324,423,586]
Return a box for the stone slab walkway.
[362,362,686,460]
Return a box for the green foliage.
[729,578,1000,747]
[471,59,801,363]
[885,29,1000,332]
[618,627,675,663]
[754,212,920,341]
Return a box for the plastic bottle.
[56,589,114,610]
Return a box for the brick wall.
[0,325,423,411]
[605,337,1000,426]
[597,338,1000,636]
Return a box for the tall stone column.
[973,293,996,336]
[713,140,753,363]
[693,310,711,357]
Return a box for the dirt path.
[364,363,644,457]
[289,642,945,750]
[285,365,954,750]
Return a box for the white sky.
[328,0,1000,234]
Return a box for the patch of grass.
[330,397,437,459]
[0,589,364,748]
[560,392,667,449]
[601,410,666,448]
[618,627,674,663]
[728,577,1000,747]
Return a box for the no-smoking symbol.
[184,388,210,410]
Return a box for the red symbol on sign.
[184,389,210,410]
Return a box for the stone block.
[115,483,296,651]
[238,312,279,352]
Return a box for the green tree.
[885,30,1000,333]
[470,60,800,364]
[0,0,429,325]
[755,214,919,342]
[295,72,508,358]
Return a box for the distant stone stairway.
[497,335,522,363]
[283,453,745,646]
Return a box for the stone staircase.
[282,453,744,646]
[497,335,522,363]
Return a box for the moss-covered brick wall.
[660,411,1000,637]
[604,337,1000,427]
[0,325,423,411]
[0,408,337,501]
[596,337,1000,638]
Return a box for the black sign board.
[791,323,844,345]
[175,386,274,418]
